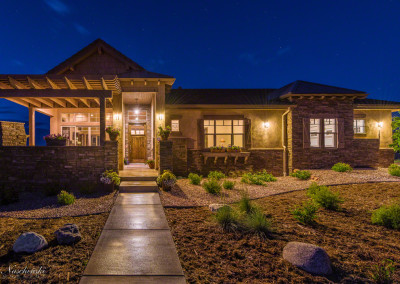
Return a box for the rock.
[13,232,48,254]
[55,224,82,245]
[209,204,226,212]
[282,241,332,275]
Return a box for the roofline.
[166,104,293,109]
[0,89,112,98]
[280,93,368,99]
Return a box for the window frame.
[323,118,337,148]
[310,118,321,148]
[353,119,366,134]
[204,119,244,148]
[171,119,180,132]
[309,118,338,149]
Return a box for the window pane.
[233,135,243,147]
[204,125,214,134]
[324,119,336,147]
[61,113,74,123]
[233,125,244,134]
[171,120,179,132]
[354,119,366,134]
[90,113,100,122]
[223,120,232,126]
[216,125,231,134]
[216,134,231,147]
[205,135,214,148]
[75,113,88,122]
[310,119,320,133]
[324,134,336,147]
[310,134,320,147]
[62,126,75,146]
[324,119,336,133]
[90,127,100,146]
[76,127,89,146]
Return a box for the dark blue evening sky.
[1,0,400,144]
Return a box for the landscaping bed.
[0,191,116,219]
[0,213,107,283]
[160,168,400,207]
[165,182,400,283]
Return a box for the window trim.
[171,119,180,132]
[309,118,338,149]
[310,118,321,148]
[323,118,337,148]
[204,119,244,148]
[353,119,366,135]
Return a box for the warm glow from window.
[171,120,179,132]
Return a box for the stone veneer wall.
[289,99,393,170]
[0,141,118,190]
[124,104,152,160]
[0,121,27,146]
[159,140,173,174]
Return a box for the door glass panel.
[62,126,75,146]
[76,127,89,146]
[90,127,100,146]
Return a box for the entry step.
[119,181,159,193]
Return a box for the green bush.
[371,204,400,229]
[79,182,97,195]
[223,180,235,190]
[332,162,353,172]
[241,170,277,186]
[291,200,319,225]
[388,164,400,177]
[57,190,75,205]
[244,209,272,238]
[0,185,19,205]
[214,205,239,231]
[202,179,222,194]
[208,171,225,180]
[370,259,396,284]
[101,170,120,186]
[188,173,202,185]
[307,183,343,211]
[157,170,177,191]
[238,194,257,214]
[290,170,311,180]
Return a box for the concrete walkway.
[80,166,185,284]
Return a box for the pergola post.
[100,97,106,146]
[28,107,36,146]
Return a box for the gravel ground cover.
[165,182,400,283]
[161,168,400,207]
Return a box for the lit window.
[310,119,320,147]
[171,120,179,132]
[324,119,337,148]
[354,119,366,134]
[204,119,244,147]
[75,113,88,122]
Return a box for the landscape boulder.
[282,241,332,275]
[55,223,82,245]
[13,232,48,254]
[209,204,226,212]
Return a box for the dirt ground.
[165,182,400,283]
[0,213,108,283]
[161,168,400,207]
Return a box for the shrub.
[332,162,352,172]
[307,183,343,211]
[292,200,319,225]
[244,209,272,238]
[0,185,19,205]
[188,173,202,185]
[241,170,277,186]
[290,170,311,180]
[238,194,258,214]
[202,179,222,194]
[208,171,225,180]
[101,170,120,186]
[157,170,177,191]
[214,205,239,231]
[371,204,400,229]
[223,180,235,190]
[388,164,400,177]
[57,190,75,205]
[79,182,97,195]
[370,259,396,284]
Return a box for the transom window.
[204,119,244,148]
[310,118,337,148]
[354,119,366,134]
[61,112,112,124]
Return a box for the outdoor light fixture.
[263,121,270,129]
[134,109,139,115]
[158,114,164,121]
[377,122,383,128]
[113,113,121,121]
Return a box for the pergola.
[0,74,116,146]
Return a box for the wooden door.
[131,136,146,161]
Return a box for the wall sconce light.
[263,121,270,129]
[113,113,121,121]
[377,122,383,128]
[158,114,164,121]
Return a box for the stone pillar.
[100,97,106,146]
[159,140,173,174]
[28,107,36,146]
[112,92,124,170]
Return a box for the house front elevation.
[0,39,399,176]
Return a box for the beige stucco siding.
[166,108,286,149]
[354,109,393,148]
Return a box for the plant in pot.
[44,134,67,146]
[146,160,155,169]
[210,146,225,153]
[156,170,177,191]
[106,127,121,141]
[100,169,121,192]
[227,145,241,153]
[158,126,171,141]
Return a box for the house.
[0,39,399,180]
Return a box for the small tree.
[390,114,400,153]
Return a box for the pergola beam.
[0,89,112,98]
[35,97,54,108]
[27,77,44,89]
[101,77,108,90]
[65,98,79,107]
[46,77,60,89]
[8,76,27,89]
[0,81,12,89]
[83,77,93,90]
[79,98,90,107]
[19,98,42,108]
[65,76,77,90]
[6,98,30,108]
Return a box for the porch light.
[377,121,383,128]
[263,121,270,129]
[134,109,139,115]
[158,113,164,121]
[113,113,121,121]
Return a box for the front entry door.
[129,124,146,162]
